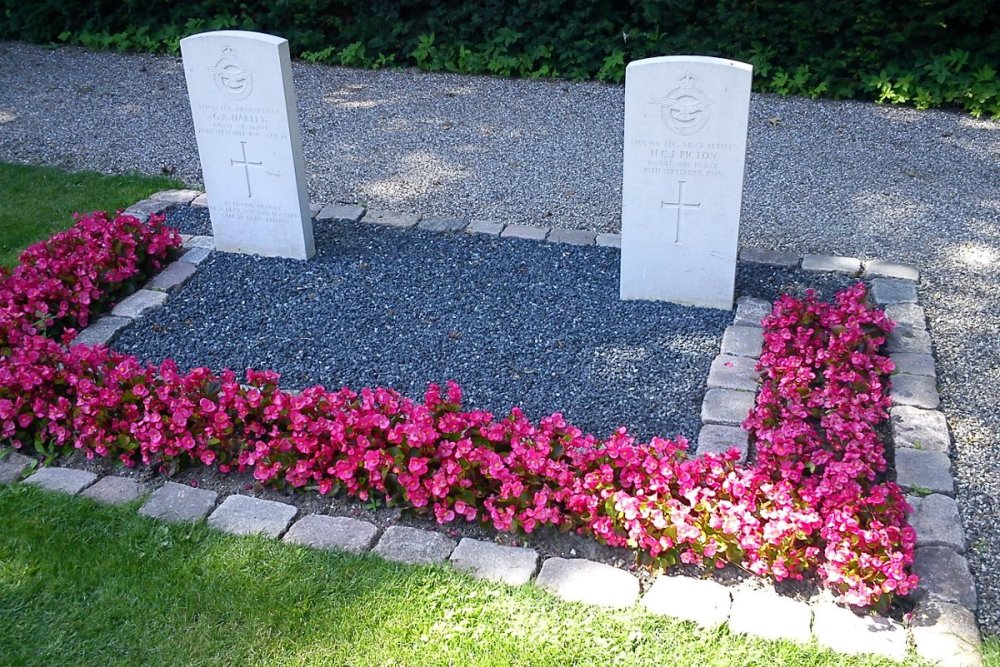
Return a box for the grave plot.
[111,204,856,442]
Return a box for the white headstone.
[620,56,752,309]
[180,30,314,260]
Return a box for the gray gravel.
[1,40,999,634]
[115,207,852,441]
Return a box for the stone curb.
[501,224,549,241]
[80,476,146,506]
[23,466,97,495]
[0,449,35,483]
[71,316,131,348]
[449,538,539,585]
[536,557,640,608]
[142,194,926,284]
[283,514,379,554]
[372,525,456,565]
[728,590,812,643]
[877,274,982,663]
[640,575,732,627]
[695,424,749,463]
[138,481,218,523]
[801,253,862,275]
[207,494,298,538]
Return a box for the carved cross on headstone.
[660,180,700,244]
[230,140,263,198]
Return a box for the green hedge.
[2,0,997,117]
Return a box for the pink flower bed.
[0,211,917,607]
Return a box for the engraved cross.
[660,180,700,244]
[230,141,263,198]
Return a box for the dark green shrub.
[1,0,997,116]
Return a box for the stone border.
[23,191,980,664]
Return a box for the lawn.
[0,483,913,667]
[0,162,181,267]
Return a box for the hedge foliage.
[2,0,997,116]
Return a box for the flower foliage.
[0,211,917,606]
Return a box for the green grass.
[0,162,183,267]
[985,636,999,667]
[0,484,927,667]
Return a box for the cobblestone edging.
[1,190,981,665]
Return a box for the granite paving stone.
[145,260,198,292]
[317,203,365,223]
[738,247,799,267]
[891,373,941,409]
[501,224,549,241]
[24,467,96,495]
[896,448,954,495]
[701,388,757,426]
[720,325,763,358]
[208,495,298,538]
[535,557,640,608]
[887,326,933,354]
[547,228,596,246]
[183,235,214,249]
[909,494,966,552]
[282,514,379,554]
[151,188,201,204]
[863,259,920,282]
[891,352,937,377]
[640,575,732,627]
[728,590,812,643]
[71,316,130,347]
[891,406,951,453]
[449,538,539,585]
[801,253,862,274]
[467,219,504,236]
[871,278,918,305]
[362,209,420,228]
[913,546,978,610]
[181,246,212,265]
[707,354,760,391]
[309,202,322,218]
[80,476,146,506]
[124,197,172,221]
[695,424,750,462]
[138,481,218,523]
[595,232,621,248]
[418,216,468,233]
[910,600,984,667]
[111,289,169,319]
[372,525,456,565]
[733,296,772,327]
[883,303,927,329]
[812,604,906,660]
[0,449,34,483]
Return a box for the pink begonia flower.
[0,215,916,608]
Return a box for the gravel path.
[1,40,999,634]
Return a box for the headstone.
[180,31,314,259]
[620,56,752,309]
